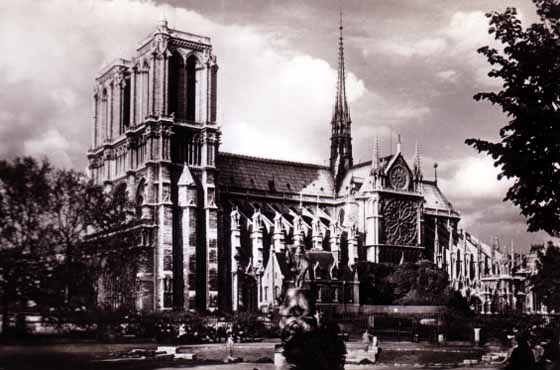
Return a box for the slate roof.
[217,152,335,196]
[421,181,459,216]
[217,152,459,217]
[338,157,393,195]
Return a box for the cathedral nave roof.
[217,152,335,196]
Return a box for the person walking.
[226,330,235,358]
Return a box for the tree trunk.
[1,289,9,337]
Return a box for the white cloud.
[439,155,512,200]
[444,11,489,54]
[393,105,431,120]
[24,129,72,168]
[365,10,500,87]
[370,38,446,58]
[436,69,458,83]
[0,0,368,167]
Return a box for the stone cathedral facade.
[88,20,539,314]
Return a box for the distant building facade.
[87,20,541,314]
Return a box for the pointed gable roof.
[421,180,459,217]
[384,152,413,177]
[178,164,195,186]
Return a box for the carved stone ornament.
[103,149,115,161]
[389,165,409,190]
[382,197,418,246]
[126,136,137,149]
[161,125,174,137]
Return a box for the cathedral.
[87,19,541,315]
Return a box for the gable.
[384,153,414,191]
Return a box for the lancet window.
[121,75,131,133]
[168,53,199,122]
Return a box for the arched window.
[136,180,146,218]
[101,88,108,141]
[168,52,186,119]
[142,61,150,120]
[122,76,131,132]
[456,250,461,278]
[186,55,197,121]
[187,134,201,165]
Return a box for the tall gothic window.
[456,250,461,278]
[101,88,108,142]
[169,53,198,122]
[186,55,197,121]
[136,180,145,218]
[122,76,131,132]
[169,52,187,119]
[210,65,217,122]
[141,61,150,120]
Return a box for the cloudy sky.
[0,0,553,251]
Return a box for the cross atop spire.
[330,8,353,187]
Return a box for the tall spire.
[334,8,350,125]
[330,8,353,186]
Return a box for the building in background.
[87,19,543,314]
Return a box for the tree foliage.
[390,260,450,305]
[357,262,395,304]
[531,241,560,312]
[358,260,471,311]
[466,0,560,235]
[0,157,136,334]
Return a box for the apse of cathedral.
[87,18,543,315]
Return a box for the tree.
[531,242,560,312]
[466,0,560,235]
[44,170,118,318]
[357,262,395,304]
[0,157,136,336]
[390,260,450,305]
[81,183,141,313]
[0,157,55,335]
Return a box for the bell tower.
[88,19,220,312]
[330,11,353,188]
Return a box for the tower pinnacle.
[330,9,353,187]
[371,136,380,175]
[414,141,422,179]
[157,13,169,32]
